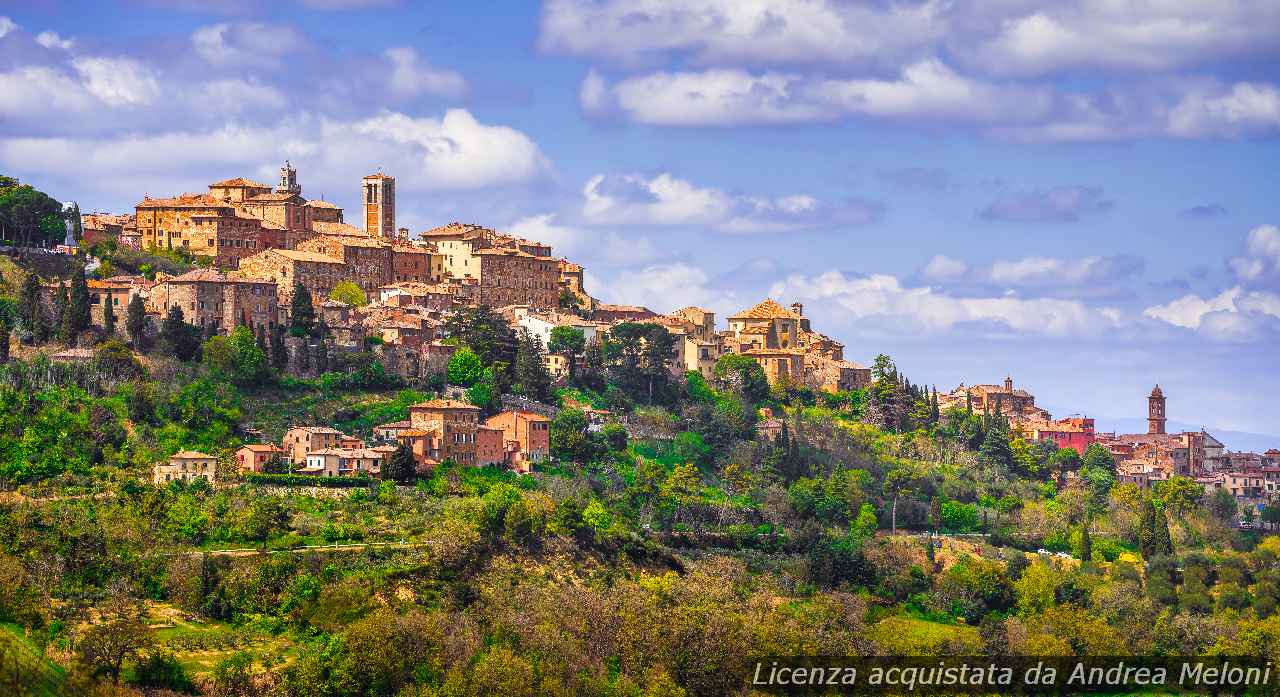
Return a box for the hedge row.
[244,473,378,488]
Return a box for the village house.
[80,211,135,247]
[282,426,344,464]
[296,234,394,295]
[558,259,594,310]
[390,243,443,284]
[235,444,284,473]
[299,448,382,477]
[378,282,457,312]
[454,247,559,309]
[236,248,347,311]
[485,410,551,472]
[476,425,507,467]
[938,377,1051,423]
[153,451,217,485]
[400,399,482,470]
[373,420,412,442]
[591,303,657,324]
[1021,416,1097,454]
[148,269,278,334]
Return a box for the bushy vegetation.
[0,296,1277,696]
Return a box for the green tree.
[328,280,368,307]
[447,346,485,387]
[550,407,598,463]
[64,263,91,340]
[289,282,316,337]
[1079,443,1117,510]
[443,305,517,367]
[383,442,416,483]
[1154,476,1204,518]
[547,325,586,379]
[202,326,269,386]
[513,329,552,401]
[851,503,878,540]
[52,282,68,341]
[126,293,148,350]
[158,305,201,361]
[883,462,922,534]
[270,324,288,372]
[102,292,116,336]
[77,617,154,684]
[1209,488,1238,522]
[713,352,771,404]
[980,420,1015,472]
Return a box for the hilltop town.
[54,164,1277,514]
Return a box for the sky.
[2,1,1279,442]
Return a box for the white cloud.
[1228,224,1280,285]
[0,109,551,197]
[920,255,968,281]
[770,270,1122,337]
[0,16,16,39]
[1168,82,1280,138]
[1143,286,1280,341]
[988,256,1140,287]
[192,22,307,67]
[507,213,665,267]
[35,31,74,51]
[579,171,880,233]
[541,0,1280,78]
[602,262,741,316]
[71,57,160,107]
[539,0,945,69]
[980,186,1114,222]
[384,47,466,99]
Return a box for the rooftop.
[410,398,480,411]
[210,177,270,188]
[170,450,215,460]
[730,299,801,321]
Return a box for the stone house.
[236,248,348,312]
[390,244,443,284]
[236,444,284,473]
[153,450,217,485]
[296,234,393,295]
[404,399,481,469]
[485,410,551,472]
[299,448,382,477]
[476,426,506,467]
[282,426,344,464]
[149,269,279,334]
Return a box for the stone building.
[87,277,145,326]
[938,377,1049,421]
[148,268,278,333]
[390,244,443,284]
[235,444,284,473]
[591,303,657,323]
[378,282,457,312]
[299,448,382,477]
[558,259,594,310]
[282,426,344,464]
[296,234,393,295]
[401,399,482,470]
[236,248,348,311]
[152,451,217,485]
[727,299,803,352]
[485,410,551,472]
[455,248,560,309]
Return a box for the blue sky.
[2,1,1279,442]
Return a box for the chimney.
[791,302,803,316]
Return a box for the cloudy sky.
[3,1,1279,441]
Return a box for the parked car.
[1037,548,1050,555]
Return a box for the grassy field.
[865,615,983,655]
[0,622,66,697]
[146,603,296,677]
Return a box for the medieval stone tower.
[1148,384,1167,435]
[277,160,300,195]
[362,172,395,239]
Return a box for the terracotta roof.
[246,192,301,202]
[305,199,339,209]
[136,193,223,208]
[474,247,539,258]
[375,420,412,430]
[363,172,394,180]
[210,177,269,188]
[730,299,801,321]
[164,268,228,283]
[311,221,367,236]
[239,444,281,452]
[287,426,343,434]
[410,398,479,411]
[266,249,346,264]
[170,450,215,459]
[559,259,583,272]
[86,279,133,289]
[391,245,432,254]
[420,222,494,238]
[596,303,652,313]
[398,428,431,437]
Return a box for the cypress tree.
[0,318,9,363]
[289,282,316,337]
[126,294,147,351]
[67,264,90,336]
[315,336,329,374]
[1079,521,1093,562]
[297,340,311,374]
[53,283,68,342]
[383,441,416,483]
[270,325,288,372]
[18,273,40,333]
[255,324,267,353]
[102,295,116,336]
[1152,505,1174,557]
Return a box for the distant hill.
[1092,416,1279,454]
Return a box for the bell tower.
[277,160,300,195]
[1147,385,1166,435]
[362,172,395,239]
